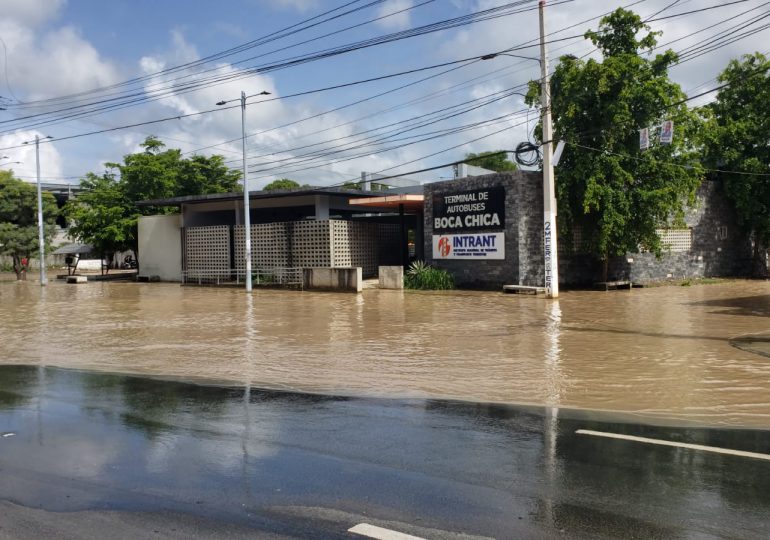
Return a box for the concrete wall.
[303,267,362,292]
[378,266,404,289]
[138,214,182,281]
[423,171,544,289]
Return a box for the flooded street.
[1,280,770,427]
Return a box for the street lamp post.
[22,135,53,286]
[216,90,271,293]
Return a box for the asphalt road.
[0,365,769,539]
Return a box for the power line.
[568,141,770,177]
[0,0,548,132]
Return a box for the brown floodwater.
[1,279,770,427]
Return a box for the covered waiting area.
[349,194,425,264]
[53,243,94,275]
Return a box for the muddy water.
[1,280,770,427]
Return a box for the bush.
[404,261,455,290]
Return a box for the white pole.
[35,135,47,286]
[241,91,253,292]
[539,0,559,298]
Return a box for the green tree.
[0,171,58,280]
[527,8,703,278]
[66,136,242,266]
[463,151,517,172]
[177,155,242,197]
[65,172,135,268]
[704,53,770,275]
[263,178,301,191]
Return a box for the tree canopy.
[704,53,770,273]
[463,151,517,172]
[527,8,704,270]
[0,171,58,279]
[66,137,242,264]
[263,178,303,191]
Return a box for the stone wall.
[423,171,544,289]
[424,174,750,289]
[560,181,753,284]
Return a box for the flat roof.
[348,194,424,212]
[137,187,389,207]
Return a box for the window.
[656,228,692,252]
[717,225,728,241]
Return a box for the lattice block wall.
[184,225,230,275]
[234,221,332,269]
[229,220,399,275]
[288,221,331,268]
[330,221,401,277]
[657,228,693,252]
[377,224,402,267]
[234,223,291,270]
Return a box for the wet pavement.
[2,280,770,427]
[1,365,770,539]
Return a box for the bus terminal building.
[137,171,751,289]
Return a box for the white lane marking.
[348,523,426,540]
[576,429,770,461]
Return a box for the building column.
[315,195,330,220]
[415,211,424,261]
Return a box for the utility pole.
[539,0,559,298]
[240,91,253,293]
[216,90,269,292]
[35,135,47,286]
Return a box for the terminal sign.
[433,187,505,232]
[432,233,505,260]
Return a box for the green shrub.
[404,261,455,290]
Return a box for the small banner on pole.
[659,120,674,145]
[639,127,650,151]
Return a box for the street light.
[22,135,53,286]
[480,52,541,65]
[216,90,271,293]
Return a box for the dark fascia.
[136,187,388,207]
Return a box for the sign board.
[660,120,674,145]
[639,127,649,151]
[432,233,505,260]
[432,187,505,233]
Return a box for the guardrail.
[182,267,304,289]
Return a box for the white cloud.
[376,0,415,31]
[0,0,66,29]
[260,0,318,13]
[0,21,120,101]
[0,130,64,182]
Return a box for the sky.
[0,0,767,189]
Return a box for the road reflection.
[3,366,767,537]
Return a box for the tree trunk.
[11,254,26,281]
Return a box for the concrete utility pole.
[240,91,253,293]
[539,0,559,298]
[34,135,47,286]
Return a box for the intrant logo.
[437,236,451,257]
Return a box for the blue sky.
[0,0,767,188]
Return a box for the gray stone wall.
[424,174,750,289]
[560,180,752,284]
[423,171,544,289]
